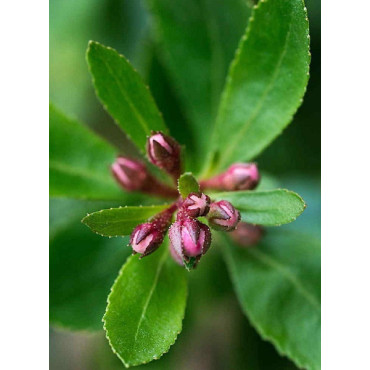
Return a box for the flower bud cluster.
[110,131,260,267]
[168,194,241,269]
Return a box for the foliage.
[50,0,320,369]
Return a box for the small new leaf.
[178,172,200,199]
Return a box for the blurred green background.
[50,0,320,368]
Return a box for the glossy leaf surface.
[213,189,305,226]
[104,244,188,367]
[87,41,167,153]
[222,227,320,370]
[82,205,169,237]
[222,177,321,370]
[210,0,310,172]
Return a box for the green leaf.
[209,0,310,172]
[50,198,131,331]
[82,205,169,237]
[222,228,320,370]
[177,172,200,199]
[50,103,123,200]
[87,41,168,153]
[146,0,251,164]
[212,189,305,226]
[104,242,188,367]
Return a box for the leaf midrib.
[89,216,155,225]
[218,7,294,167]
[85,207,167,225]
[97,52,151,136]
[214,190,304,215]
[134,250,168,343]
[246,247,320,311]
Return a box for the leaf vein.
[220,14,293,166]
[98,54,151,135]
[247,248,320,311]
[134,250,168,343]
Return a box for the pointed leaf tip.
[86,41,168,153]
[208,0,310,172]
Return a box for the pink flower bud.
[130,223,164,257]
[200,162,260,191]
[181,218,211,257]
[111,156,178,199]
[182,192,211,218]
[230,222,263,247]
[169,242,184,266]
[207,200,241,232]
[129,203,178,257]
[222,163,260,191]
[111,157,147,191]
[147,131,181,178]
[169,218,211,266]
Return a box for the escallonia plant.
[50,0,320,369]
[107,131,255,269]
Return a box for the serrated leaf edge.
[177,172,200,199]
[81,204,169,237]
[102,247,188,368]
[208,0,311,173]
[223,231,320,370]
[214,188,306,226]
[86,41,168,155]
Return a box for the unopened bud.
[147,131,181,178]
[200,162,260,191]
[111,157,147,191]
[130,223,164,257]
[181,218,211,257]
[222,163,260,191]
[112,156,178,199]
[169,218,211,268]
[207,200,241,232]
[182,192,211,218]
[230,222,263,247]
[130,203,178,257]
